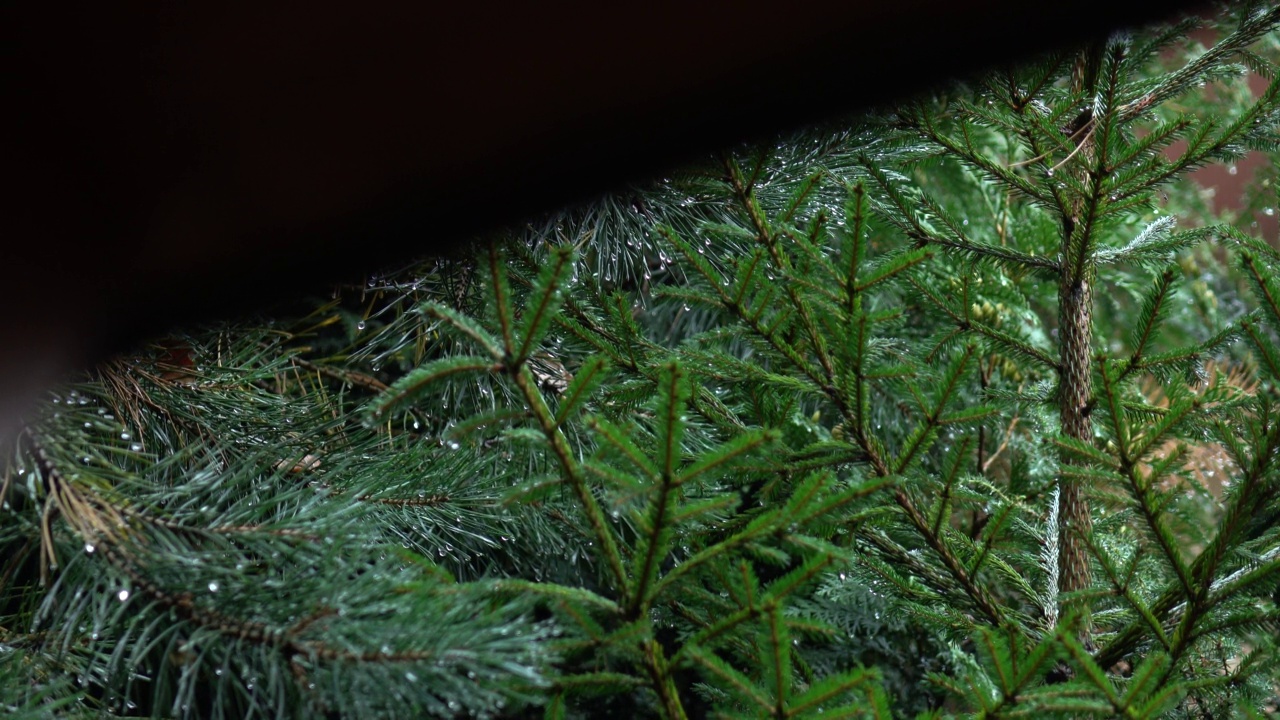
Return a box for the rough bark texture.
[1058,275,1095,597]
[1057,47,1102,606]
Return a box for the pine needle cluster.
[3,5,1280,718]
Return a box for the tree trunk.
[1058,273,1094,599]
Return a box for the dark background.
[5,1,1218,435]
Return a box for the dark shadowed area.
[5,1,1210,436]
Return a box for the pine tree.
[3,4,1280,718]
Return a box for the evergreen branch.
[553,312,635,372]
[9,15,1277,714]
[583,458,643,500]
[937,405,998,426]
[510,364,629,593]
[1094,216,1180,267]
[932,436,973,538]
[677,429,776,486]
[1125,267,1179,366]
[1242,318,1280,382]
[641,639,688,720]
[1057,633,1126,712]
[1120,653,1173,710]
[861,159,1058,272]
[666,228,849,440]
[663,226,729,293]
[895,343,980,471]
[972,316,1064,368]
[1241,252,1280,337]
[1041,484,1061,629]
[514,245,575,363]
[447,406,530,440]
[1106,116,1192,172]
[1117,6,1280,123]
[682,644,773,711]
[655,285,734,311]
[765,607,790,711]
[1094,411,1280,668]
[899,114,1056,207]
[285,352,390,392]
[894,422,939,475]
[670,494,738,525]
[1221,224,1280,266]
[419,301,503,359]
[778,169,825,225]
[655,362,690,482]
[603,292,655,370]
[858,529,963,603]
[1112,76,1279,203]
[1051,436,1118,469]
[553,355,610,427]
[487,244,516,353]
[968,502,1017,578]
[1135,318,1245,377]
[1085,533,1172,651]
[649,512,788,600]
[854,248,933,293]
[891,486,1008,629]
[763,553,837,605]
[367,356,501,419]
[976,628,1014,695]
[787,474,894,523]
[487,579,620,614]
[730,248,768,310]
[786,667,879,717]
[1128,392,1195,463]
[1204,546,1280,608]
[726,157,842,389]
[842,183,867,318]
[689,384,748,433]
[586,415,659,478]
[628,471,678,619]
[551,671,647,693]
[909,276,1060,371]
[1099,361,1195,597]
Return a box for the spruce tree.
[3,4,1280,718]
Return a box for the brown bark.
[1056,48,1104,609]
[1058,274,1095,598]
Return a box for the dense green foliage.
[3,5,1280,718]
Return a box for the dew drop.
[208,582,219,593]
[84,543,95,554]
[117,589,130,602]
